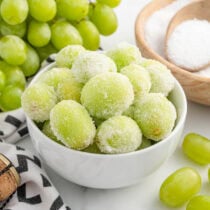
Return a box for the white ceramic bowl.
[26,63,187,189]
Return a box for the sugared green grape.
[140,59,175,96]
[159,167,201,207]
[107,43,142,71]
[182,133,210,165]
[97,0,121,8]
[36,43,57,62]
[138,137,152,150]
[28,0,56,22]
[81,72,134,119]
[82,143,102,154]
[27,20,51,47]
[0,70,6,91]
[72,51,117,84]
[90,3,118,36]
[50,100,96,150]
[21,83,57,122]
[57,72,83,102]
[36,67,71,90]
[0,85,23,111]
[0,20,26,38]
[51,20,82,50]
[57,0,89,21]
[96,116,142,154]
[76,20,100,50]
[93,117,104,128]
[20,45,40,77]
[186,195,210,210]
[120,64,151,96]
[0,35,27,65]
[55,45,85,68]
[0,0,28,25]
[134,93,176,141]
[42,120,59,143]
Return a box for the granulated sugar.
[166,19,210,71]
[144,0,191,57]
[144,0,210,77]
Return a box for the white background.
[18,1,210,209]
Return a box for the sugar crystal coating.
[56,45,85,68]
[56,71,83,102]
[140,59,175,96]
[21,83,57,122]
[50,100,96,150]
[106,42,142,71]
[71,51,117,84]
[96,115,142,154]
[134,93,177,141]
[81,72,134,119]
[36,67,71,89]
[120,63,151,96]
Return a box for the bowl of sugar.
[135,0,210,106]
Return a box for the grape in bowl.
[24,60,187,189]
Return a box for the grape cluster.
[0,0,120,112]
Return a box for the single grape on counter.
[182,133,210,165]
[159,167,201,207]
[186,195,210,210]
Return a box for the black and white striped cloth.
[0,55,71,210]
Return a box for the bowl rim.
[26,62,187,159]
[135,0,210,83]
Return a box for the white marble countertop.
[18,1,210,209]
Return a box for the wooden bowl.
[135,0,210,106]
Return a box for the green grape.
[82,143,102,154]
[36,43,57,62]
[28,0,56,22]
[90,3,118,36]
[182,133,210,165]
[138,137,152,150]
[42,120,60,143]
[0,70,6,91]
[0,0,28,25]
[0,35,27,65]
[186,195,210,210]
[51,20,82,50]
[0,20,26,38]
[209,168,210,183]
[20,45,40,77]
[56,0,89,21]
[27,20,51,47]
[0,61,26,89]
[159,167,201,207]
[97,0,121,8]
[0,85,23,111]
[5,68,26,89]
[76,20,100,50]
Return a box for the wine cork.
[0,154,20,203]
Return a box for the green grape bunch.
[0,0,121,112]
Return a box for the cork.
[0,154,20,203]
